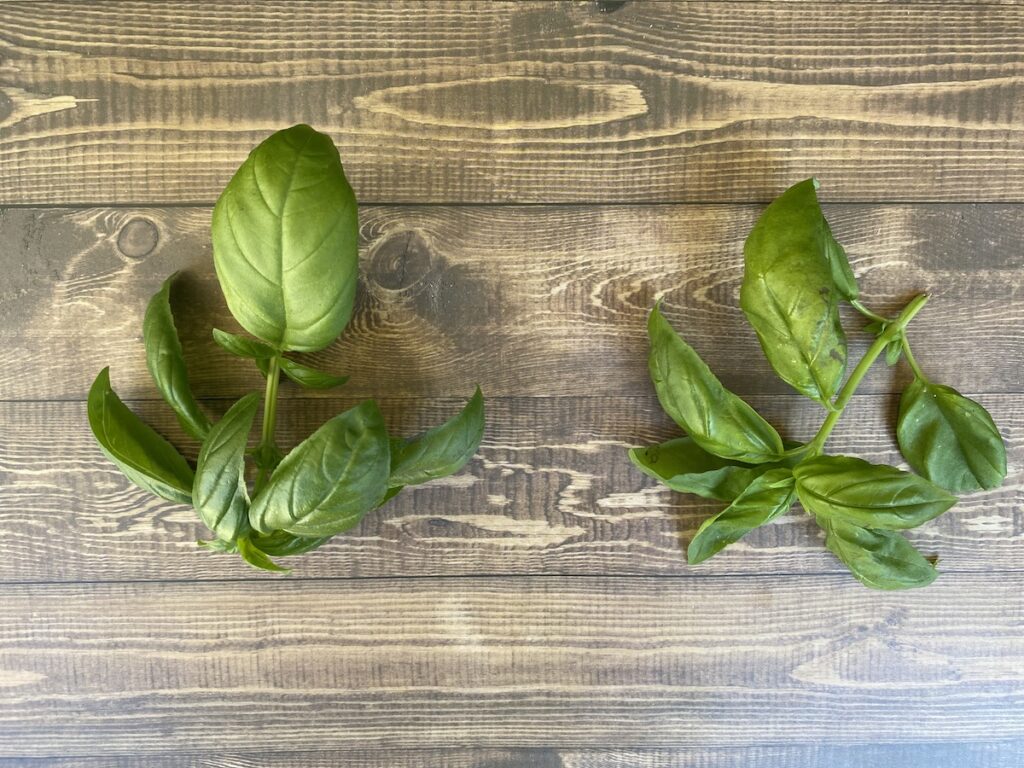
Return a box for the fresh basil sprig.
[631,178,1006,590]
[88,125,485,572]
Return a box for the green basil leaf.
[629,437,767,501]
[143,274,211,441]
[647,305,783,463]
[198,538,236,553]
[885,338,902,366]
[88,368,194,505]
[237,536,291,573]
[278,358,349,389]
[389,387,485,487]
[212,124,359,352]
[897,379,1007,492]
[819,516,937,590]
[250,530,332,558]
[249,400,390,536]
[740,178,848,405]
[377,484,404,507]
[794,455,956,530]
[687,468,795,564]
[193,393,260,543]
[822,216,859,301]
[213,328,277,360]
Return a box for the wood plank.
[3,2,1024,204]
[0,576,1022,756]
[1,394,1019,582]
[2,743,1021,768]
[1,204,1020,402]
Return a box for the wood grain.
[3,2,1024,204]
[1,204,1020,402]
[0,576,1022,757]
[1,393,1018,583]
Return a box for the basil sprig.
[88,125,485,572]
[631,178,1006,590]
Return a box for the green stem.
[805,293,929,456]
[255,355,281,491]
[900,335,928,382]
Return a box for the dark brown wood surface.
[1,2,1022,765]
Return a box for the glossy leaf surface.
[795,455,956,530]
[212,124,359,352]
[740,178,849,404]
[87,368,194,505]
[249,400,390,536]
[192,393,260,543]
[898,379,1006,492]
[687,469,796,564]
[389,387,485,487]
[143,275,211,440]
[647,305,783,463]
[820,516,937,590]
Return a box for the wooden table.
[1,2,1022,765]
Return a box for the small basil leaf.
[249,400,390,536]
[740,178,848,405]
[143,274,211,441]
[212,124,359,352]
[88,368,194,505]
[819,516,937,590]
[279,358,349,389]
[794,455,957,530]
[237,536,291,573]
[198,538,236,553]
[213,328,277,360]
[897,379,1007,492]
[629,437,765,501]
[687,468,795,564]
[822,216,859,302]
[389,387,485,487]
[250,530,331,558]
[647,305,783,463]
[193,392,260,543]
[885,338,902,366]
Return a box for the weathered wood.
[1,393,1018,583]
[1,204,1020,402]
[3,2,1024,204]
[3,743,1020,768]
[0,576,1021,756]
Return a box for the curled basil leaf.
[249,400,390,536]
[740,178,849,405]
[213,328,277,360]
[389,387,484,487]
[237,536,291,573]
[193,393,260,543]
[88,368,194,505]
[897,379,1006,493]
[143,274,211,441]
[795,455,956,530]
[277,358,349,389]
[687,468,795,564]
[819,516,937,590]
[212,123,359,352]
[647,304,783,463]
[251,530,332,558]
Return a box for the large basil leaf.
[647,304,783,463]
[251,530,332,558]
[212,124,359,352]
[897,379,1006,492]
[740,178,849,405]
[687,468,796,564]
[389,387,485,487]
[213,328,277,360]
[629,437,766,501]
[87,368,194,505]
[143,274,211,441]
[192,393,260,543]
[794,455,956,530]
[819,516,937,590]
[249,400,390,536]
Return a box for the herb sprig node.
[89,124,485,573]
[630,178,1006,590]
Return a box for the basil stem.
[804,293,929,456]
[255,354,282,493]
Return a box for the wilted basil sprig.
[89,125,485,572]
[631,179,1006,590]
